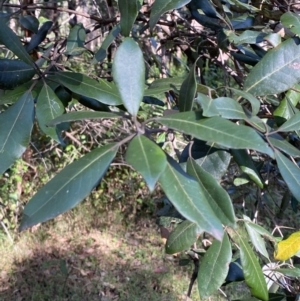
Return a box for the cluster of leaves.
[1,0,300,300]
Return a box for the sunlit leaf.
[0,92,34,174]
[112,38,145,116]
[56,72,122,106]
[244,38,300,96]
[238,233,268,301]
[149,0,191,30]
[159,157,223,240]
[155,112,273,157]
[198,233,231,298]
[214,97,247,119]
[187,158,236,227]
[165,220,198,254]
[178,61,197,112]
[20,143,118,231]
[281,12,300,37]
[275,231,300,261]
[275,150,300,202]
[278,111,300,132]
[36,84,65,142]
[126,135,167,192]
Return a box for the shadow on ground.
[0,226,182,301]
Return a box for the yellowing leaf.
[274,232,300,261]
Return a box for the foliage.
[1,0,300,299]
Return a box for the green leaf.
[281,12,300,37]
[149,0,191,30]
[159,157,224,240]
[244,216,269,259]
[272,268,300,277]
[178,61,197,112]
[91,25,120,64]
[155,112,273,156]
[244,220,275,242]
[165,220,198,254]
[19,15,39,34]
[238,233,268,301]
[187,158,236,227]
[36,84,65,142]
[0,59,35,90]
[144,77,183,96]
[275,150,300,202]
[228,30,266,44]
[269,134,300,157]
[196,93,219,117]
[278,111,300,132]
[0,17,34,67]
[112,37,145,116]
[55,72,122,106]
[47,111,123,126]
[198,233,232,299]
[0,92,34,174]
[214,97,247,119]
[244,38,300,96]
[65,23,86,56]
[20,143,118,231]
[0,83,34,104]
[119,0,140,36]
[229,88,261,116]
[231,149,264,188]
[125,135,167,192]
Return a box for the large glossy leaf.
[159,157,223,240]
[0,17,34,67]
[0,92,34,174]
[275,150,300,202]
[198,233,231,298]
[278,111,300,132]
[91,25,120,64]
[165,220,198,254]
[178,61,197,112]
[112,38,145,116]
[281,12,300,37]
[231,149,264,188]
[155,112,273,156]
[36,84,65,142]
[65,23,86,56]
[48,111,123,126]
[239,233,268,301]
[119,0,140,36]
[149,0,191,30]
[125,135,167,192]
[55,72,122,105]
[187,158,236,227]
[244,216,269,259]
[196,93,219,117]
[214,97,247,119]
[244,38,300,96]
[20,143,118,231]
[269,134,300,157]
[0,59,35,90]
